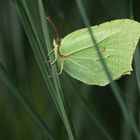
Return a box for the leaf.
[54,19,140,86]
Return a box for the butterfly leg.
[58,61,64,75]
[47,48,54,56]
[46,48,57,64]
[44,58,56,64]
[50,57,57,65]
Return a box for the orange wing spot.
[101,47,106,52]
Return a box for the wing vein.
[66,58,99,84]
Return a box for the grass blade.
[0,62,55,140]
[75,0,140,139]
[15,0,77,139]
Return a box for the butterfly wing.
[58,19,140,86]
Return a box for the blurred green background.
[0,0,140,140]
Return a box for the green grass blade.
[15,0,77,139]
[9,1,28,89]
[134,47,140,93]
[77,92,113,140]
[37,1,77,140]
[129,0,140,94]
[62,76,114,140]
[15,0,55,93]
[129,0,140,133]
[0,62,55,140]
[75,0,140,139]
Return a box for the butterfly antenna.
[45,16,61,45]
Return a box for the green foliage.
[0,0,140,140]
